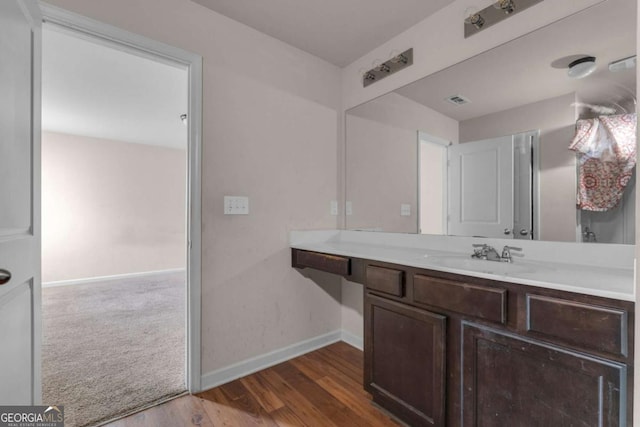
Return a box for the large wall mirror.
[346,0,637,244]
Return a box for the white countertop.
[290,230,636,302]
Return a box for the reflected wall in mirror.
[346,0,636,243]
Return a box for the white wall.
[348,92,459,144]
[42,131,186,282]
[341,279,363,348]
[460,93,578,242]
[346,115,418,233]
[44,0,343,378]
[345,92,458,233]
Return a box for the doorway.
[39,5,202,426]
[418,132,449,235]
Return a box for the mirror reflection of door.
[444,131,537,239]
[418,132,449,235]
[447,135,514,238]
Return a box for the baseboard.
[42,268,186,288]
[200,330,343,392]
[341,330,364,350]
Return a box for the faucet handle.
[501,245,523,261]
[471,243,490,259]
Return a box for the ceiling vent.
[445,94,471,106]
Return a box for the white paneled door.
[0,0,42,404]
[448,135,514,238]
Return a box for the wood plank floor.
[104,342,402,427]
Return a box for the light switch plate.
[224,196,249,215]
[330,200,338,216]
[401,204,411,216]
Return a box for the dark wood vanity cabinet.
[462,323,626,426]
[364,293,446,426]
[292,249,634,426]
[363,263,634,426]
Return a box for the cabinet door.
[462,322,626,426]
[365,293,446,426]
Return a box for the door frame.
[39,4,203,392]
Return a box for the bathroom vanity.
[291,231,635,426]
[314,0,637,423]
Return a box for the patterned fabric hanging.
[569,113,636,211]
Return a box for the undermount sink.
[426,255,535,276]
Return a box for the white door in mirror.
[448,135,513,238]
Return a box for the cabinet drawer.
[414,275,507,324]
[526,294,627,357]
[294,250,350,276]
[366,266,404,297]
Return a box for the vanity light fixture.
[494,0,516,14]
[390,52,409,65]
[465,0,543,38]
[567,56,597,79]
[464,9,485,30]
[364,71,376,82]
[362,48,413,88]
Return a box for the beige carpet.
[42,272,186,427]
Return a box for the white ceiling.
[394,0,636,122]
[191,0,455,67]
[42,27,188,149]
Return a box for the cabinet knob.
[503,228,512,235]
[519,229,530,236]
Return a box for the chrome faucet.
[471,244,522,263]
[500,245,523,263]
[471,244,501,261]
[583,227,597,243]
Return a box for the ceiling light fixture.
[362,48,413,87]
[390,52,409,65]
[465,0,543,38]
[364,71,376,82]
[464,9,485,30]
[378,63,391,73]
[494,0,516,14]
[567,56,597,79]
